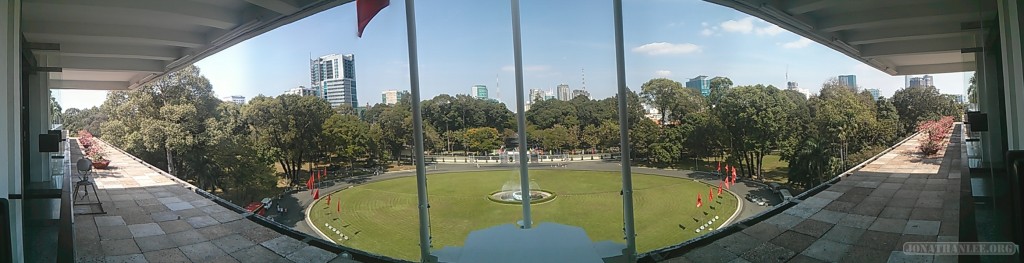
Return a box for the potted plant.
[78,130,94,148]
[86,143,110,169]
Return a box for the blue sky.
[56,0,969,110]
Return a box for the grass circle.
[309,169,738,261]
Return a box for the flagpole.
[612,0,637,260]
[510,0,532,229]
[403,0,434,260]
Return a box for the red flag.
[327,195,331,205]
[725,177,731,189]
[718,182,723,195]
[337,201,341,212]
[709,187,714,201]
[313,189,320,200]
[696,194,703,208]
[357,0,390,37]
[306,173,314,190]
[716,162,721,172]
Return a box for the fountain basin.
[487,190,556,204]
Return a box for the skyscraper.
[685,75,711,96]
[908,75,934,88]
[381,90,405,105]
[838,75,857,91]
[866,88,880,100]
[571,89,590,99]
[471,85,489,100]
[529,89,547,103]
[556,84,571,101]
[311,54,357,108]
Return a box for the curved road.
[268,161,781,237]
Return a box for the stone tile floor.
[72,139,357,263]
[664,129,963,263]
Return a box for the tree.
[322,113,371,169]
[640,78,685,125]
[244,94,332,187]
[204,103,276,200]
[527,99,578,129]
[100,65,220,189]
[536,125,574,153]
[463,127,501,155]
[892,85,959,133]
[50,93,62,123]
[708,76,733,107]
[967,73,978,104]
[715,84,795,179]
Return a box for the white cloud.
[501,65,551,72]
[756,25,785,36]
[632,42,701,55]
[700,22,709,27]
[655,70,672,77]
[781,38,813,49]
[706,16,786,37]
[720,17,756,34]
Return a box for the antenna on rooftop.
[581,68,587,90]
[496,73,501,103]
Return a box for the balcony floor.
[661,126,967,263]
[70,139,355,263]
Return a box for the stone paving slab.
[71,139,342,262]
[665,129,964,263]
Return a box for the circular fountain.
[488,179,555,204]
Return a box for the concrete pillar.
[26,70,50,183]
[999,0,1024,150]
[1,0,25,262]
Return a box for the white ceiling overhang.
[706,0,997,76]
[23,0,354,90]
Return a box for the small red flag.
[718,182,723,195]
[337,201,341,212]
[725,177,731,189]
[313,189,320,200]
[357,0,390,37]
[327,195,331,205]
[709,187,714,201]
[716,162,721,172]
[696,194,703,208]
[306,173,314,190]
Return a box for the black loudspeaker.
[39,133,60,152]
[966,111,988,132]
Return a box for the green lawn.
[308,170,738,261]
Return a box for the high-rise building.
[381,90,406,105]
[556,84,571,101]
[221,95,245,104]
[311,54,357,108]
[471,85,489,100]
[908,75,934,88]
[866,88,880,100]
[838,75,857,90]
[572,89,590,99]
[685,75,711,96]
[284,86,319,97]
[529,89,547,103]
